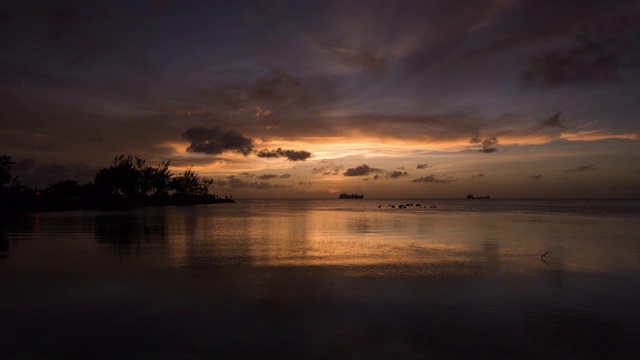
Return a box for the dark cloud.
[250,67,303,101]
[308,37,393,75]
[386,171,409,179]
[472,173,488,184]
[479,138,498,153]
[11,158,37,172]
[279,173,291,179]
[540,111,565,129]
[298,181,312,186]
[249,0,284,17]
[257,174,278,180]
[411,175,456,184]
[364,170,410,181]
[256,148,312,161]
[183,127,253,156]
[13,160,97,188]
[345,112,482,144]
[416,163,431,169]
[312,161,342,175]
[405,1,516,76]
[44,4,111,65]
[530,174,543,181]
[343,164,384,177]
[567,164,598,172]
[519,21,640,88]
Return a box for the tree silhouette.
[1,155,37,213]
[170,168,213,197]
[1,153,233,213]
[1,155,15,188]
[143,160,172,198]
[94,155,147,200]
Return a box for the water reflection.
[0,225,9,259]
[2,201,640,359]
[522,305,626,359]
[75,204,640,276]
[0,215,34,260]
[94,213,166,247]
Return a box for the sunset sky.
[1,0,639,198]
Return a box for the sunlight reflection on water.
[1,199,639,359]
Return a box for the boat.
[339,193,364,199]
[466,194,490,199]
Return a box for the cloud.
[478,137,498,153]
[530,174,543,181]
[364,170,410,181]
[11,158,37,172]
[218,176,289,190]
[416,163,431,169]
[249,0,284,17]
[519,22,640,88]
[307,36,393,75]
[298,181,312,186]
[567,164,598,172]
[257,174,278,180]
[312,161,343,175]
[386,170,409,179]
[250,67,303,101]
[560,130,638,142]
[411,175,456,184]
[182,127,253,156]
[343,164,384,177]
[256,148,312,161]
[242,173,290,180]
[12,160,97,188]
[343,112,484,144]
[540,111,565,129]
[472,173,488,184]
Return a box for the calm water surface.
[1,199,639,359]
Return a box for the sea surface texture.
[1,199,639,359]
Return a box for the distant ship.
[466,194,490,199]
[339,193,364,199]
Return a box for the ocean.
[1,199,639,359]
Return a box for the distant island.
[466,194,490,199]
[1,154,235,214]
[339,193,364,199]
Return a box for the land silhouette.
[0,154,234,214]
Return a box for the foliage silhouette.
[0,154,234,214]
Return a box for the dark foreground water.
[1,199,639,359]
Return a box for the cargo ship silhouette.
[339,193,364,199]
[466,194,490,199]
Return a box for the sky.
[1,0,639,198]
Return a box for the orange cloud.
[560,130,639,142]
